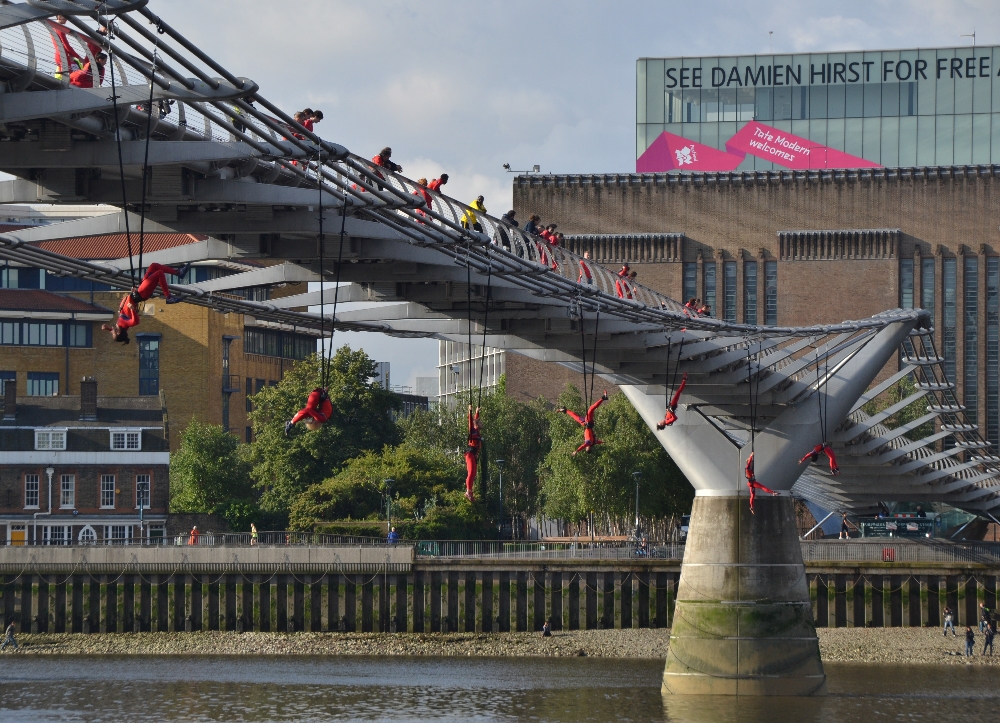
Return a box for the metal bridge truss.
[0,1,998,522]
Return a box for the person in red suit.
[464,406,482,502]
[102,262,191,344]
[557,391,609,455]
[799,443,840,475]
[657,373,688,430]
[745,452,779,514]
[286,387,334,434]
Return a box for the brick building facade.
[512,166,1000,449]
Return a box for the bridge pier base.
[662,493,826,696]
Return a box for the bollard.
[184,615,193,633]
[82,618,91,635]
[31,615,39,634]
[133,618,141,634]
[236,617,245,634]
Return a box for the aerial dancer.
[744,452,779,514]
[285,387,334,434]
[799,443,840,475]
[557,391,609,455]
[656,372,688,430]
[101,262,191,344]
[464,405,482,502]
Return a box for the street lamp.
[383,479,395,534]
[495,459,505,540]
[632,471,642,538]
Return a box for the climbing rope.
[316,153,326,385]
[323,166,348,387]
[476,257,493,410]
[589,303,601,406]
[103,15,135,285]
[578,299,589,407]
[136,43,159,278]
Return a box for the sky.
[86,1,1000,388]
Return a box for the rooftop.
[0,289,111,316]
[31,233,207,260]
[1,396,165,428]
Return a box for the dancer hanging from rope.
[464,405,482,502]
[657,339,687,430]
[557,390,609,455]
[744,452,779,514]
[798,349,840,474]
[102,262,192,344]
[285,387,334,434]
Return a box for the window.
[43,525,70,546]
[27,372,58,396]
[0,321,92,348]
[682,262,697,303]
[104,525,130,543]
[138,337,159,396]
[59,474,74,509]
[703,264,716,318]
[900,258,914,309]
[0,371,13,395]
[136,474,150,510]
[243,329,315,360]
[921,258,935,318]
[246,378,253,413]
[942,257,957,385]
[723,261,737,324]
[110,430,141,450]
[743,261,758,325]
[35,429,67,450]
[24,474,39,509]
[965,256,979,420]
[78,525,96,544]
[246,425,253,443]
[101,474,116,509]
[764,260,778,326]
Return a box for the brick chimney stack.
[3,380,15,420]
[80,377,97,421]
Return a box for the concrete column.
[499,571,511,632]
[662,495,826,697]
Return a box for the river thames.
[0,656,997,722]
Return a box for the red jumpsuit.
[799,443,840,475]
[290,388,334,426]
[49,21,84,78]
[135,263,183,301]
[578,260,592,284]
[464,409,481,502]
[117,294,140,330]
[657,373,687,430]
[412,186,433,219]
[429,177,447,192]
[561,394,607,454]
[744,452,778,514]
[69,59,105,88]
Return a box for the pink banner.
[636,122,882,173]
[636,131,741,173]
[725,121,881,170]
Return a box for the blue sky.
[158,1,1000,387]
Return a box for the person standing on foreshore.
[983,624,995,656]
[943,606,956,636]
[1,621,17,651]
[965,626,975,656]
[980,602,992,632]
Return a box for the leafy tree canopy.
[246,347,400,515]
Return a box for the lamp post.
[383,479,395,534]
[495,459,505,540]
[632,471,642,539]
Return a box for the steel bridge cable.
[136,42,158,277]
[102,12,135,286]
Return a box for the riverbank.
[1,627,998,664]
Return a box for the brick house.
[0,378,169,545]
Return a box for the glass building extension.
[638,47,1000,170]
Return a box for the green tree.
[861,375,934,438]
[289,443,488,538]
[246,347,401,518]
[169,419,257,530]
[540,385,692,524]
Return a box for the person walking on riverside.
[965,626,976,656]
[1,621,17,651]
[944,606,956,636]
[983,623,995,656]
[387,526,400,544]
[188,525,199,546]
[250,523,258,546]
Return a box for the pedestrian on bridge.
[69,52,106,89]
[373,147,402,174]
[429,174,449,192]
[413,178,433,218]
[578,252,593,285]
[523,215,542,236]
[461,196,487,233]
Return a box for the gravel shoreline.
[1,628,997,664]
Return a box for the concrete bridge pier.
[621,320,916,695]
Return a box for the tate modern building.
[635,47,1000,172]
[510,45,1000,460]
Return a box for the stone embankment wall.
[0,547,996,634]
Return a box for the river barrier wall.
[0,544,996,634]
